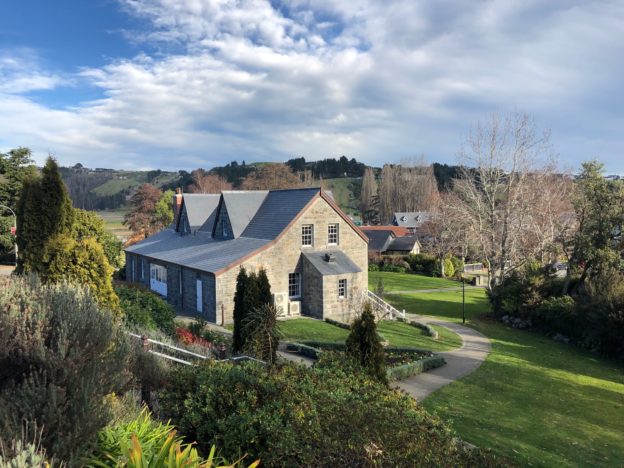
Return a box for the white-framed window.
[288,272,301,298]
[338,278,347,299]
[302,224,313,246]
[150,264,168,297]
[328,223,339,245]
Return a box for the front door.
[196,279,203,313]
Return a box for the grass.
[376,271,624,466]
[369,271,462,292]
[322,178,361,215]
[96,209,132,239]
[277,318,462,352]
[278,318,348,342]
[377,321,462,351]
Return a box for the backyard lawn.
[377,271,624,467]
[277,318,462,352]
[369,271,460,292]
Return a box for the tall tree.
[124,184,172,239]
[359,167,378,224]
[71,209,123,269]
[0,147,37,208]
[257,268,272,306]
[346,302,387,384]
[564,161,624,294]
[232,267,249,353]
[16,157,73,273]
[188,170,233,193]
[445,112,558,298]
[240,164,301,190]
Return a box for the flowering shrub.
[175,327,213,348]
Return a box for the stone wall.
[216,196,368,323]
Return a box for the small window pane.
[328,223,339,244]
[338,278,347,298]
[289,272,301,298]
[302,224,313,246]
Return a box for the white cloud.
[0,0,623,171]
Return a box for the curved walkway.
[395,314,491,401]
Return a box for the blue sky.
[0,0,623,172]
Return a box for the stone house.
[124,188,369,324]
[392,211,431,234]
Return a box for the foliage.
[16,157,73,274]
[0,439,52,467]
[176,328,213,348]
[87,408,250,468]
[188,170,232,193]
[232,267,248,353]
[346,303,387,383]
[0,277,130,461]
[380,263,406,273]
[72,209,123,269]
[242,304,281,363]
[0,217,15,257]
[386,355,446,381]
[286,155,366,179]
[443,256,455,278]
[367,263,379,271]
[116,285,176,335]
[240,164,300,190]
[374,276,385,297]
[159,355,500,467]
[232,268,272,354]
[405,253,438,276]
[0,147,37,209]
[41,234,120,314]
[124,184,169,239]
[255,268,272,307]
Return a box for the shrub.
[368,263,380,271]
[443,257,455,278]
[242,304,281,363]
[386,355,446,381]
[346,303,387,383]
[116,285,176,335]
[0,276,130,461]
[405,253,437,276]
[381,264,406,273]
[159,355,501,467]
[450,256,464,278]
[396,317,439,339]
[0,439,52,467]
[324,317,351,329]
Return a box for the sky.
[0,0,622,172]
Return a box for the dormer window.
[222,219,229,237]
[302,224,313,247]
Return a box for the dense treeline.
[286,155,367,178]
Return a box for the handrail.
[367,290,405,320]
[128,332,209,360]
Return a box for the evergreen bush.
[115,284,176,335]
[346,302,387,384]
[0,276,130,461]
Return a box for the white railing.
[128,332,210,366]
[367,290,405,320]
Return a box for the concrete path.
[0,265,15,276]
[395,315,491,401]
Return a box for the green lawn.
[376,272,624,466]
[369,271,461,292]
[278,318,348,342]
[96,209,132,239]
[277,318,461,352]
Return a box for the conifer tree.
[16,157,73,273]
[257,268,272,306]
[346,302,387,383]
[232,267,248,352]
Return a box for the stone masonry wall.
[216,196,368,323]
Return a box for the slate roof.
[127,187,323,273]
[180,194,220,232]
[393,211,431,228]
[125,228,270,273]
[387,236,420,252]
[360,229,394,252]
[219,191,269,238]
[242,188,320,240]
[302,250,362,276]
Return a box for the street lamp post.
[0,205,17,266]
[461,268,466,324]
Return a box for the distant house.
[124,188,369,324]
[392,212,431,234]
[360,227,421,256]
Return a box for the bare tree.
[189,169,232,193]
[447,112,559,294]
[359,167,378,224]
[377,158,439,224]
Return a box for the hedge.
[396,317,439,339]
[386,355,446,381]
[324,318,350,329]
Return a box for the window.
[140,260,144,280]
[328,223,339,244]
[150,264,168,297]
[222,219,229,237]
[302,224,313,246]
[338,278,347,299]
[288,272,301,298]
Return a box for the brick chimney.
[173,188,183,231]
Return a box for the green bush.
[0,276,130,462]
[443,257,455,278]
[450,256,464,278]
[159,354,500,467]
[346,303,387,383]
[405,253,437,276]
[115,285,176,335]
[396,317,439,338]
[0,439,52,467]
[386,355,446,381]
[324,317,351,329]
[368,263,380,271]
[381,264,406,273]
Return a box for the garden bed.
[284,341,446,381]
